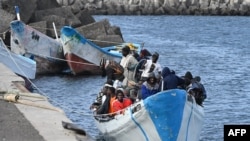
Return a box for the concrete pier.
[0,63,93,141]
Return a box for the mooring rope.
[25,50,98,66]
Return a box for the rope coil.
[3,94,19,102]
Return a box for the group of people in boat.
[91,45,207,115]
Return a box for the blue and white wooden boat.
[93,89,204,141]
[60,26,141,75]
[0,38,36,79]
[10,20,65,74]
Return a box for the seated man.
[141,73,160,100]
[112,89,132,113]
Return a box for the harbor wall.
[58,0,250,15]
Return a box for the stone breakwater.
[0,0,124,47]
[57,0,250,15]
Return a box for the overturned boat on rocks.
[0,37,36,79]
[93,89,204,141]
[60,26,142,75]
[10,20,66,75]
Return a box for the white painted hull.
[10,20,63,59]
[94,89,204,141]
[0,38,36,79]
[10,20,66,74]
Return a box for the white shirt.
[141,60,162,78]
[120,54,133,68]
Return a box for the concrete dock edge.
[0,63,93,141]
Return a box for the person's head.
[116,89,125,102]
[122,46,130,57]
[161,67,171,78]
[140,49,147,57]
[147,72,157,85]
[102,83,112,94]
[185,71,193,80]
[194,76,201,82]
[184,71,193,87]
[152,52,159,63]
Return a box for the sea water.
[32,16,250,141]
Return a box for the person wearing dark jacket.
[141,73,160,99]
[187,76,207,106]
[160,67,185,91]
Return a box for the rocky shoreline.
[59,0,250,16]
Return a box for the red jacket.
[113,98,132,113]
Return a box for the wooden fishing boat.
[93,89,204,141]
[0,38,36,79]
[10,20,66,75]
[60,26,141,75]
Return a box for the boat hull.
[94,89,204,141]
[60,26,141,75]
[10,20,65,74]
[65,53,102,75]
[0,38,36,79]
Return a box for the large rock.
[41,15,67,38]
[0,9,15,34]
[76,19,124,47]
[33,7,81,27]
[0,0,37,23]
[36,0,60,10]
[76,20,108,41]
[28,21,48,35]
[76,10,96,26]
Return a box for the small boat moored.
[60,26,142,75]
[10,20,66,75]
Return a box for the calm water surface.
[32,16,250,141]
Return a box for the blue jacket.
[161,67,185,90]
[141,82,159,99]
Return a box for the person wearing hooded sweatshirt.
[160,67,185,91]
[141,73,160,99]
